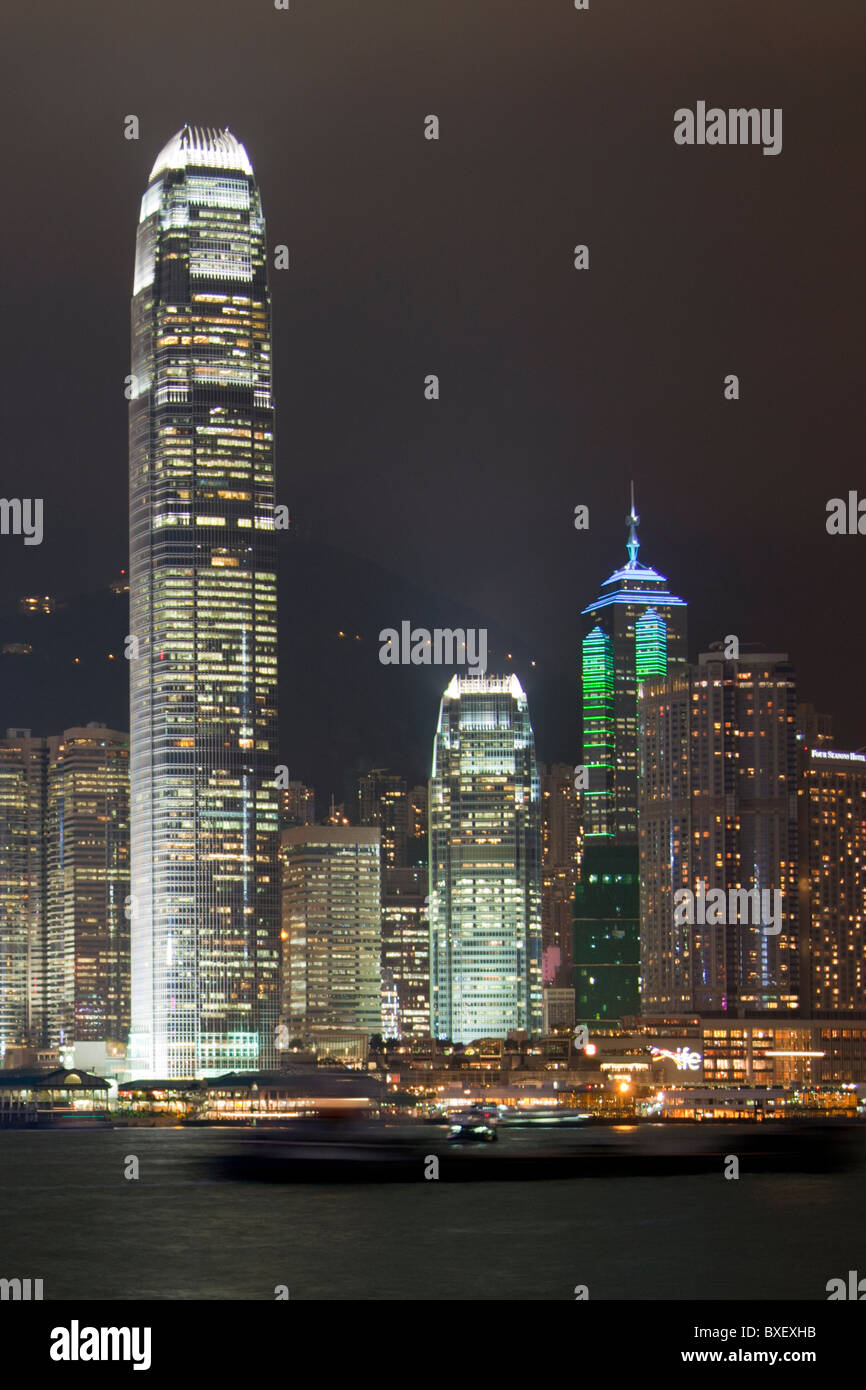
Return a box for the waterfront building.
[540,763,579,987]
[575,490,687,1019]
[429,674,543,1043]
[639,650,800,1014]
[280,826,382,1043]
[542,986,576,1033]
[381,866,429,1039]
[796,739,866,1016]
[45,726,130,1048]
[128,126,280,1076]
[580,487,687,844]
[573,844,640,1021]
[0,730,48,1057]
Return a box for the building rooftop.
[119,1070,383,1096]
[442,673,526,700]
[149,125,253,181]
[119,1079,205,1094]
[282,825,380,848]
[0,1068,109,1090]
[583,485,685,615]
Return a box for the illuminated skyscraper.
[540,763,579,986]
[797,739,866,1017]
[429,675,542,1043]
[580,487,687,844]
[408,785,428,838]
[574,491,687,1021]
[0,730,47,1057]
[280,780,316,829]
[0,726,131,1058]
[354,768,408,868]
[45,726,130,1048]
[280,826,382,1042]
[381,866,430,1039]
[639,650,800,1014]
[129,127,280,1077]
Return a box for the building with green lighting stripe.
[580,489,687,844]
[574,489,687,1021]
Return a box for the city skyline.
[1,1,863,769]
[1,0,863,1325]
[0,64,861,1070]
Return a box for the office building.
[542,987,576,1034]
[45,727,130,1048]
[540,762,580,988]
[354,768,408,869]
[381,866,429,1039]
[575,491,686,1019]
[573,844,640,1021]
[580,487,687,844]
[128,126,280,1076]
[408,785,428,839]
[0,731,48,1057]
[280,826,382,1043]
[797,739,866,1016]
[639,650,800,1014]
[280,780,316,829]
[429,674,543,1043]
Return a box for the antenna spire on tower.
[626,480,640,567]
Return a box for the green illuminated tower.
[581,487,687,843]
[575,488,687,1020]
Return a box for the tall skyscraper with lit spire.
[581,486,687,844]
[128,126,280,1077]
[574,489,687,1021]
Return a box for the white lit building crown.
[149,125,253,181]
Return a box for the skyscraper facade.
[280,826,382,1042]
[540,763,580,986]
[639,650,800,1015]
[354,768,408,868]
[580,490,687,844]
[573,844,640,1020]
[0,726,131,1058]
[129,127,280,1077]
[280,780,316,829]
[797,742,866,1017]
[574,493,686,1020]
[381,865,430,1039]
[45,726,130,1048]
[429,674,543,1043]
[0,730,47,1057]
[408,785,428,840]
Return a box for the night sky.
[0,0,863,778]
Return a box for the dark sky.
[0,0,863,755]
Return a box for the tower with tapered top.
[580,485,687,844]
[128,127,280,1077]
[574,488,687,1021]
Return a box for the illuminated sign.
[650,1046,701,1071]
[811,750,866,763]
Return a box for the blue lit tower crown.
[128,127,280,1078]
[581,487,687,844]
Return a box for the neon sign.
[650,1045,701,1071]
